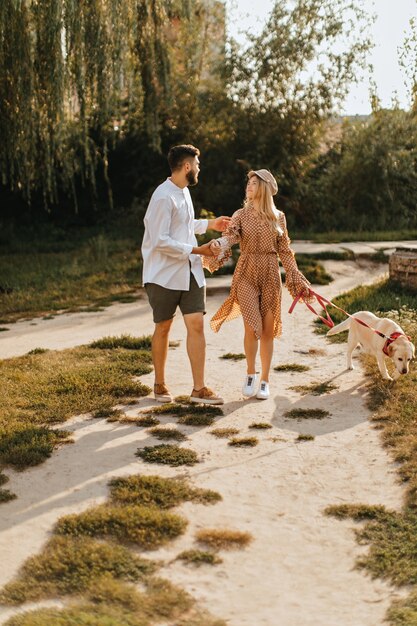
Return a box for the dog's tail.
[326,317,352,336]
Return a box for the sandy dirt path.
[0,260,406,626]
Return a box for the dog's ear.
[387,343,396,358]
[412,343,416,359]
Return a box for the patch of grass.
[296,434,315,442]
[220,352,246,361]
[136,444,199,466]
[209,428,240,438]
[169,340,181,348]
[55,504,187,549]
[27,347,49,355]
[109,475,221,509]
[0,327,9,332]
[0,343,152,473]
[148,427,187,441]
[289,381,338,395]
[143,403,223,417]
[0,489,17,503]
[0,472,9,487]
[135,416,161,427]
[196,528,253,550]
[228,437,258,447]
[92,407,124,419]
[294,256,333,285]
[274,363,310,372]
[292,229,417,242]
[174,394,192,404]
[249,422,272,429]
[0,535,156,605]
[307,348,327,356]
[325,504,417,586]
[176,550,222,567]
[284,408,331,420]
[387,590,417,626]
[178,414,216,426]
[0,427,72,470]
[89,334,152,351]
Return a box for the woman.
[207,169,311,400]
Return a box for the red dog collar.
[383,332,411,356]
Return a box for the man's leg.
[183,312,205,390]
[152,318,173,385]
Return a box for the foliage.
[136,444,200,466]
[195,528,252,550]
[299,109,417,231]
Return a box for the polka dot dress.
[205,207,311,339]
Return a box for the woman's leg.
[260,310,275,382]
[243,319,258,374]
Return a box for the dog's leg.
[376,353,392,381]
[346,332,359,370]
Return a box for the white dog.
[327,311,415,380]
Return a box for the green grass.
[136,444,200,466]
[89,334,152,350]
[292,229,417,243]
[295,256,333,285]
[134,416,161,427]
[196,528,253,550]
[55,504,187,549]
[296,434,315,441]
[289,381,338,395]
[178,414,216,426]
[0,230,142,324]
[0,489,17,503]
[219,353,246,361]
[1,468,224,625]
[176,549,222,567]
[142,403,223,417]
[148,427,187,441]
[284,408,331,420]
[321,278,417,625]
[228,437,258,447]
[249,422,272,429]
[209,428,240,438]
[109,475,221,509]
[274,363,310,372]
[0,337,152,471]
[0,535,156,605]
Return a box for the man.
[141,144,230,405]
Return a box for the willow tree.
[0,0,185,212]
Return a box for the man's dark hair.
[167,144,200,172]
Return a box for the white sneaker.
[242,374,258,397]
[256,380,270,400]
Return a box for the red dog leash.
[289,288,411,355]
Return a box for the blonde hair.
[244,175,283,235]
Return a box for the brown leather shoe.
[190,386,224,405]
[154,383,173,403]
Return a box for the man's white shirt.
[141,178,208,290]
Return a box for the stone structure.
[389,248,417,291]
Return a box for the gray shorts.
[145,273,206,323]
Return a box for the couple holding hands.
[141,144,311,405]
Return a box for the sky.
[225,0,417,115]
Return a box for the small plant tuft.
[136,444,199,466]
[135,416,161,427]
[249,422,272,429]
[0,489,17,503]
[178,414,216,426]
[220,352,246,361]
[27,348,49,355]
[196,528,253,550]
[289,381,338,395]
[0,427,72,470]
[228,437,258,447]
[109,475,221,509]
[148,427,187,441]
[296,434,315,442]
[55,504,187,549]
[176,549,222,567]
[274,363,310,372]
[284,408,331,420]
[209,428,240,438]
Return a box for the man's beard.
[186,170,198,186]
